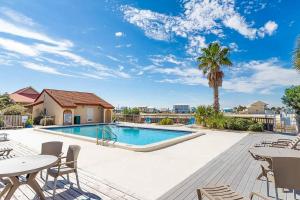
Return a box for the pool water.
[46,125,192,145]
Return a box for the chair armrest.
[277,139,292,142]
[61,160,76,165]
[250,192,271,200]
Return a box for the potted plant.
[25,118,33,128]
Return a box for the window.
[87,108,94,122]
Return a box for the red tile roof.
[34,89,114,109]
[9,86,39,104]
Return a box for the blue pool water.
[46,125,192,145]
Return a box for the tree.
[282,86,300,132]
[0,93,13,110]
[233,105,247,113]
[194,105,214,126]
[294,36,300,71]
[282,86,300,114]
[197,42,232,112]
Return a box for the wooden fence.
[0,115,31,128]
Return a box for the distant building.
[147,107,159,113]
[247,101,268,114]
[137,107,148,113]
[173,105,190,113]
[9,86,39,105]
[159,108,170,113]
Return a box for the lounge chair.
[45,145,81,198]
[40,141,63,179]
[258,134,300,147]
[249,151,271,180]
[265,157,300,199]
[256,135,300,150]
[197,185,270,200]
[0,133,8,141]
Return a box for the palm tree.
[294,36,300,71]
[197,42,232,112]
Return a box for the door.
[87,108,94,122]
[63,110,72,125]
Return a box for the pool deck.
[0,126,297,200]
[0,140,143,200]
[158,132,295,200]
[1,124,247,199]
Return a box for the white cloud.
[106,55,119,62]
[223,58,300,93]
[258,21,278,37]
[0,8,132,80]
[22,62,70,76]
[149,54,185,66]
[223,14,257,39]
[115,32,124,37]
[0,18,72,48]
[0,37,39,56]
[121,0,278,55]
[141,58,300,95]
[0,7,35,26]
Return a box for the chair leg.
[44,173,49,189]
[53,177,57,199]
[294,189,297,200]
[67,174,70,183]
[75,171,81,191]
[275,187,279,200]
[40,170,43,180]
[266,177,270,196]
[196,189,202,200]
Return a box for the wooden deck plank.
[0,140,143,200]
[158,133,295,200]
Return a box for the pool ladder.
[96,125,118,145]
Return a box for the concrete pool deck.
[1,123,247,200]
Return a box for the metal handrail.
[96,126,117,145]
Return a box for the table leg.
[27,172,46,200]
[4,177,20,200]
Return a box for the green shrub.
[248,123,264,132]
[2,104,26,115]
[225,117,254,131]
[33,116,43,125]
[159,118,174,125]
[195,105,215,126]
[206,113,227,129]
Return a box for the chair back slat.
[41,141,63,157]
[66,145,81,168]
[272,157,300,190]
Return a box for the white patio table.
[0,155,58,200]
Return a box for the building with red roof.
[28,89,114,125]
[9,87,40,105]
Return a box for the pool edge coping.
[34,124,205,152]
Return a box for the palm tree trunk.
[213,85,219,112]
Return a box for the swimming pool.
[46,124,192,145]
[38,124,204,151]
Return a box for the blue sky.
[0,0,299,108]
